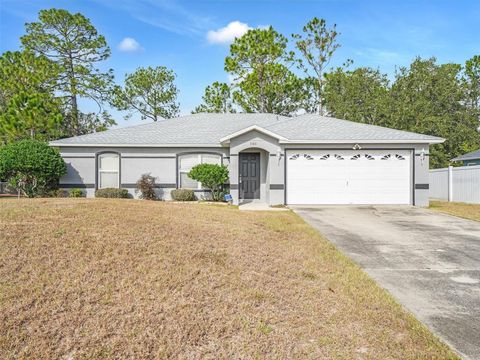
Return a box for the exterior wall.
[228,130,283,206]
[463,159,480,166]
[57,146,229,199]
[56,141,433,206]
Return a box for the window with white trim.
[178,153,222,189]
[98,153,120,189]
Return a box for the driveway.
[291,205,480,360]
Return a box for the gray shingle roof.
[452,149,480,161]
[50,113,444,146]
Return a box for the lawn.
[0,199,457,359]
[430,200,480,222]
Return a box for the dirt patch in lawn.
[430,200,480,222]
[0,199,457,359]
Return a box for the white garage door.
[286,150,412,205]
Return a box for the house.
[49,113,444,206]
[452,149,480,166]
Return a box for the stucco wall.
[228,130,283,205]
[55,141,432,206]
[57,146,229,199]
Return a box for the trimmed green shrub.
[171,188,196,201]
[188,163,229,201]
[0,140,66,197]
[95,188,129,198]
[69,188,85,198]
[136,173,157,200]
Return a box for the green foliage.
[136,173,157,200]
[390,58,479,168]
[113,66,179,121]
[323,57,480,168]
[193,82,235,113]
[293,17,341,115]
[464,55,480,118]
[75,111,116,135]
[188,163,229,201]
[0,50,63,143]
[324,66,390,125]
[53,189,69,197]
[69,188,84,197]
[225,27,304,115]
[233,63,307,116]
[0,140,66,197]
[171,188,197,201]
[95,188,129,198]
[21,8,115,136]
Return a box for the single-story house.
[452,149,480,166]
[49,113,444,206]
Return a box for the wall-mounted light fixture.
[352,143,362,150]
[420,148,426,165]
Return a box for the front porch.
[223,128,285,206]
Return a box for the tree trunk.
[317,77,323,115]
[67,51,79,135]
[71,93,78,133]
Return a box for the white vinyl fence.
[430,165,480,203]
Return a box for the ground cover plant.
[0,199,457,359]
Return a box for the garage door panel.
[286,150,411,205]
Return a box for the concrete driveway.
[291,205,480,360]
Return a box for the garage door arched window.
[98,153,120,189]
[178,153,222,189]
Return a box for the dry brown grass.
[430,200,480,222]
[0,199,457,359]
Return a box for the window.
[98,153,119,189]
[178,153,222,189]
[381,154,405,160]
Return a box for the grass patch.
[430,200,480,222]
[0,198,458,359]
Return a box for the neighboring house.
[49,113,443,206]
[452,149,480,166]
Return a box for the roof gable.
[219,125,287,143]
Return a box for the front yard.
[430,200,480,222]
[0,199,456,359]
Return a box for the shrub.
[188,163,229,201]
[136,173,157,200]
[95,188,129,198]
[0,140,66,197]
[69,188,85,198]
[54,189,69,198]
[171,188,196,201]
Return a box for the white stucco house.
[49,113,444,206]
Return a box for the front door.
[239,153,260,199]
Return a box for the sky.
[0,0,479,128]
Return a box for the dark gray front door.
[239,153,260,199]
